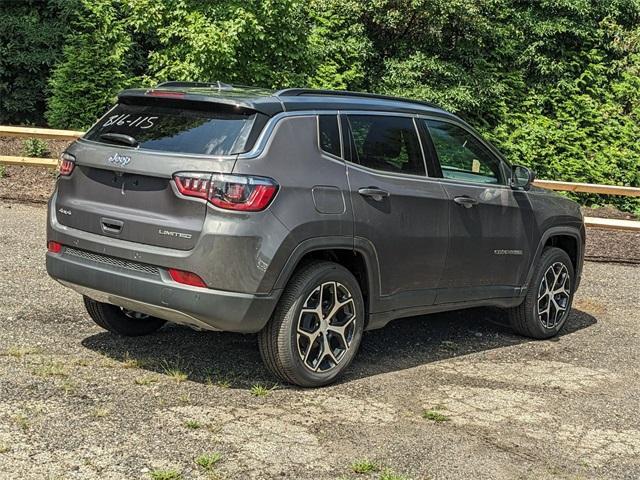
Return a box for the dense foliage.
[0,0,72,125]
[1,0,639,211]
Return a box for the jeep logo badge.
[107,152,131,167]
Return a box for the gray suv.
[46,83,585,387]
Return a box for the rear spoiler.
[118,88,283,116]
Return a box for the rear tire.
[258,261,365,387]
[83,296,166,337]
[509,247,575,339]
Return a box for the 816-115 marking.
[103,114,158,129]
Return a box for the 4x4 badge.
[107,152,131,167]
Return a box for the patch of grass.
[22,138,49,158]
[185,419,201,429]
[195,452,222,471]
[249,383,277,397]
[135,376,158,386]
[351,459,379,474]
[5,345,41,358]
[380,469,411,480]
[92,407,110,418]
[60,380,77,394]
[161,359,189,382]
[13,413,29,432]
[149,469,182,480]
[122,352,148,369]
[439,340,457,350]
[32,361,67,377]
[217,378,231,388]
[0,444,9,453]
[422,409,450,422]
[0,165,5,178]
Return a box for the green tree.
[45,0,138,130]
[0,0,73,125]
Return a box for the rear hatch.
[55,94,268,250]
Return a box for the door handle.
[453,196,478,208]
[358,187,390,201]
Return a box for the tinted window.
[318,115,341,157]
[346,115,425,176]
[86,103,258,155]
[425,120,504,185]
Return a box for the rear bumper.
[46,249,280,333]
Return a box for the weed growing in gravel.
[0,444,9,453]
[204,368,233,388]
[122,352,151,369]
[12,413,29,432]
[161,359,190,382]
[218,379,232,388]
[250,383,277,397]
[5,345,41,358]
[149,469,182,480]
[135,376,158,386]
[422,409,450,422]
[22,138,49,158]
[380,469,411,480]
[0,165,4,178]
[92,407,111,418]
[351,459,379,474]
[195,452,222,471]
[185,420,201,429]
[32,361,67,377]
[60,380,77,395]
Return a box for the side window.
[318,115,341,157]
[425,119,504,185]
[346,115,425,176]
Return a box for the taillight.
[47,241,62,254]
[58,152,75,176]
[168,268,207,288]
[174,173,278,212]
[146,89,186,98]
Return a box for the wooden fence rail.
[1,125,639,232]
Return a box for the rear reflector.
[58,152,75,176]
[168,268,207,288]
[174,173,278,211]
[47,241,62,254]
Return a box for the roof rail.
[156,81,234,90]
[275,88,440,109]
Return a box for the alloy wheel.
[296,282,357,373]
[537,262,571,329]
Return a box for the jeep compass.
[46,83,585,387]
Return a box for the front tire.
[83,297,166,337]
[258,261,365,387]
[509,247,575,339]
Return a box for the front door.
[342,114,449,312]
[422,118,534,304]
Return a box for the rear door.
[422,118,534,303]
[342,113,449,311]
[55,100,263,250]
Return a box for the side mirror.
[510,165,534,190]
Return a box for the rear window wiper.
[99,133,139,147]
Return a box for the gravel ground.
[1,202,639,480]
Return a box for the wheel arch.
[272,237,381,327]
[524,226,584,291]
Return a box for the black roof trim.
[275,88,441,110]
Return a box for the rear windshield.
[85,103,258,155]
